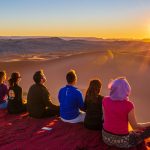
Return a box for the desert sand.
[0,50,150,122]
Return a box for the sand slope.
[0,50,150,122]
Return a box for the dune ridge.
[0,48,150,122]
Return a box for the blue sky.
[0,0,150,38]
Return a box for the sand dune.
[0,50,150,122]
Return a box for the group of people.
[0,69,150,148]
[0,71,26,113]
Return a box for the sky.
[0,0,150,39]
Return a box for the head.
[108,77,131,101]
[0,71,6,83]
[8,72,21,87]
[33,70,46,84]
[85,79,102,101]
[66,70,77,85]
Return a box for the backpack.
[8,89,15,100]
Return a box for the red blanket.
[0,110,149,150]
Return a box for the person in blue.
[58,70,85,123]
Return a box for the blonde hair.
[0,71,6,83]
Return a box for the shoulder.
[69,86,83,98]
[29,84,39,91]
[98,95,104,100]
[96,95,104,104]
[59,86,67,93]
[29,84,36,89]
[59,86,66,91]
[102,96,110,105]
[1,83,7,89]
[41,85,49,93]
[125,99,134,105]
[125,100,134,109]
[74,87,83,96]
[16,85,22,91]
[31,84,46,89]
[103,96,110,101]
[75,87,82,93]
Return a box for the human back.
[27,83,48,117]
[27,70,59,118]
[102,77,150,148]
[7,72,26,114]
[103,96,133,134]
[84,79,103,130]
[59,85,83,120]
[58,70,85,123]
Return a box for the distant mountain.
[61,37,104,41]
[0,36,50,39]
[0,37,150,56]
[0,36,103,41]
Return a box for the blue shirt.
[58,85,84,120]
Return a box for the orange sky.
[1,0,150,39]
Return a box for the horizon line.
[0,35,150,40]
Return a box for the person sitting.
[27,70,59,118]
[58,69,85,123]
[0,71,8,109]
[7,72,27,114]
[84,79,103,130]
[102,77,150,148]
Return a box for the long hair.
[8,72,21,87]
[85,79,102,102]
[0,71,6,83]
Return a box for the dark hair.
[66,70,77,84]
[8,72,21,87]
[0,71,6,83]
[85,79,102,102]
[33,70,44,84]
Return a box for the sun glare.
[148,24,150,37]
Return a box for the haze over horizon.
[1,0,150,39]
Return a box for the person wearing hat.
[7,72,26,114]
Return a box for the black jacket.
[84,95,103,130]
[7,84,26,114]
[27,83,58,118]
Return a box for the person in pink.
[102,77,150,148]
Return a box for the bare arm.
[128,109,150,130]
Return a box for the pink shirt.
[103,96,134,135]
